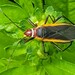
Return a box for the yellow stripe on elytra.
[36,21,71,28]
[42,23,71,26]
[35,37,70,42]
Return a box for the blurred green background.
[0,0,75,75]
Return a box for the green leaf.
[0,31,17,73]
[0,6,26,24]
[14,0,34,16]
[0,31,16,58]
[43,57,75,75]
[0,0,75,75]
[0,64,37,75]
[0,0,10,5]
[45,0,75,23]
[61,42,75,64]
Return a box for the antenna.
[0,8,23,32]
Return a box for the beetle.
[24,15,74,52]
[1,9,75,53]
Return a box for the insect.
[1,9,75,54]
[24,15,75,52]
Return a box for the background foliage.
[0,0,75,75]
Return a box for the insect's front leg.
[7,37,34,68]
[20,37,34,43]
[27,19,37,27]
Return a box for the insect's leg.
[12,37,34,56]
[7,37,34,68]
[54,15,74,24]
[7,39,21,68]
[44,15,55,24]
[0,8,23,32]
[52,15,56,22]
[42,41,50,55]
[27,19,37,27]
[42,41,45,53]
[20,37,34,44]
[51,42,63,51]
[51,41,73,52]
[62,41,73,51]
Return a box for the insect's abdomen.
[36,25,75,41]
